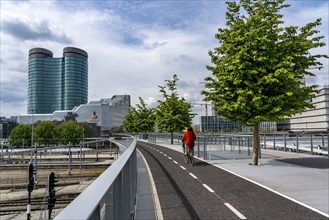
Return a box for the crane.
[190,101,211,116]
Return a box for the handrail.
[55,135,137,220]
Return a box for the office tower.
[28,47,88,114]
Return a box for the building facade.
[200,116,242,133]
[18,95,130,136]
[0,117,17,139]
[200,116,277,133]
[28,47,88,114]
[278,85,329,132]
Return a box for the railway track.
[0,146,116,218]
[0,193,79,215]
[0,163,111,170]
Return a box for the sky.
[1,0,328,124]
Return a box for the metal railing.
[54,135,137,220]
[147,132,329,159]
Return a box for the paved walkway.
[151,141,329,217]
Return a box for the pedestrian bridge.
[54,133,329,220]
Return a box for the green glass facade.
[28,47,88,114]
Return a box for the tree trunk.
[170,132,174,145]
[252,122,260,165]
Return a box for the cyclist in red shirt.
[182,126,196,155]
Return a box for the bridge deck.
[136,140,329,219]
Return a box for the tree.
[124,97,156,136]
[9,124,32,147]
[136,97,156,134]
[202,0,327,165]
[156,74,195,144]
[34,121,57,146]
[56,121,83,146]
[123,107,139,132]
[80,122,100,138]
[64,112,78,122]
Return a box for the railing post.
[223,136,226,151]
[283,134,287,152]
[233,136,236,160]
[263,134,267,149]
[113,173,122,220]
[130,150,137,219]
[247,136,251,156]
[197,137,200,158]
[90,205,100,220]
[273,134,276,150]
[238,136,241,154]
[327,134,329,158]
[122,163,130,220]
[310,134,313,155]
[203,135,206,160]
[105,186,114,220]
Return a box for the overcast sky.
[1,0,328,123]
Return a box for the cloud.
[144,41,167,50]
[0,0,328,122]
[2,19,73,44]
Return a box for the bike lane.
[137,142,239,220]
[137,141,327,220]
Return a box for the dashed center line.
[141,143,247,220]
[203,184,215,193]
[225,203,247,219]
[189,173,198,179]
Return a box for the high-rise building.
[28,47,88,114]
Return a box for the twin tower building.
[28,47,88,114]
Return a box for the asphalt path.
[137,141,327,220]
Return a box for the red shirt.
[182,130,196,148]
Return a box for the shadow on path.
[277,157,329,169]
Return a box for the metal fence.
[54,135,137,220]
[147,132,329,160]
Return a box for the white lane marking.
[203,184,214,193]
[213,164,329,219]
[168,157,172,160]
[180,166,186,170]
[173,160,178,164]
[164,154,167,157]
[189,173,198,179]
[225,203,247,219]
[160,151,163,154]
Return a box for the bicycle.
[182,142,194,166]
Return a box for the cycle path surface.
[137,141,329,220]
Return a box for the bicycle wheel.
[188,149,194,166]
[189,155,194,166]
[183,153,188,163]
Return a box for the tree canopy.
[123,97,156,133]
[9,124,32,147]
[202,0,327,165]
[34,121,57,146]
[55,121,84,146]
[156,74,195,144]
